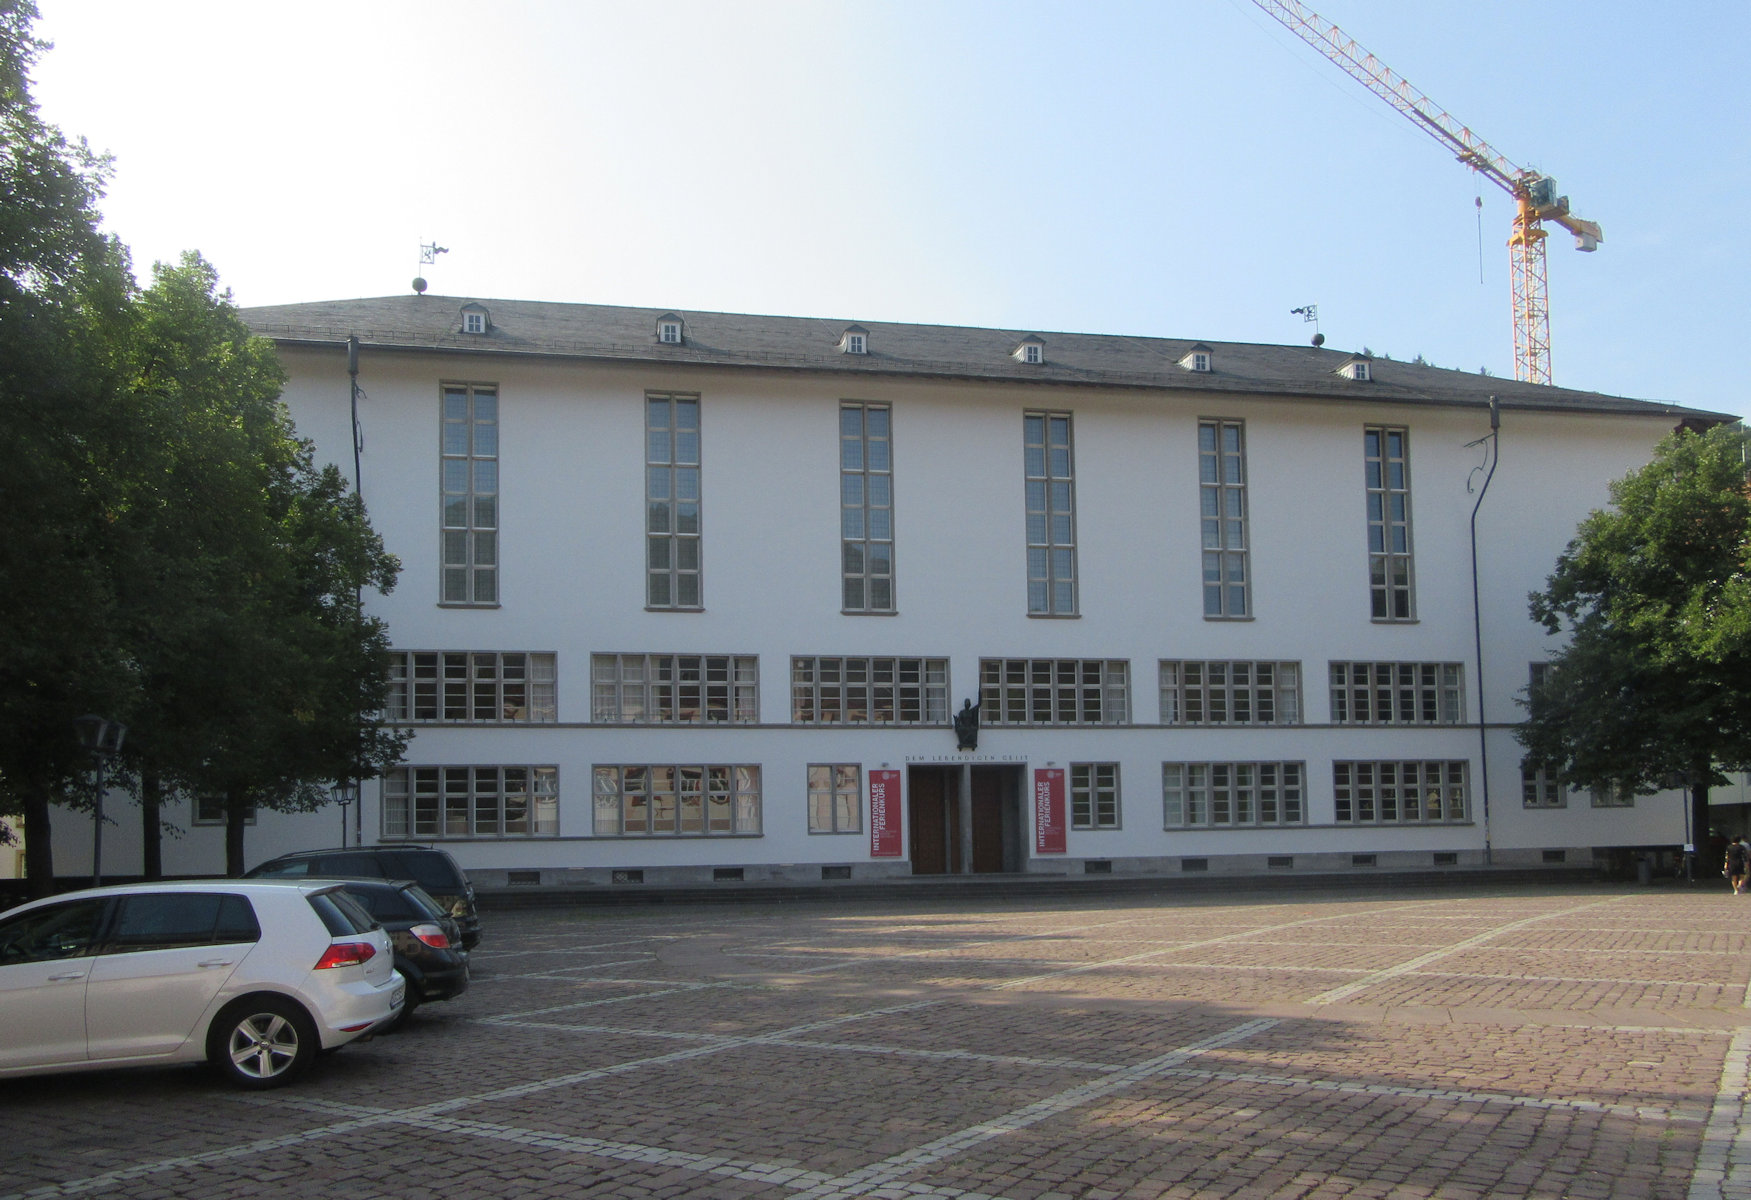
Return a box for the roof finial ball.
[412,276,428,295]
[1311,332,1325,348]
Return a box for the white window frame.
[193,796,256,826]
[1070,763,1120,830]
[1024,411,1077,616]
[1160,660,1300,725]
[840,402,895,613]
[659,320,682,344]
[646,391,702,609]
[1522,763,1566,808]
[1162,762,1306,828]
[791,656,948,724]
[388,651,557,723]
[1333,761,1469,825]
[1364,424,1414,621]
[383,765,559,839]
[462,311,487,334]
[1329,661,1463,725]
[808,764,863,834]
[980,658,1128,726]
[1199,418,1250,618]
[592,764,762,837]
[591,653,758,724]
[441,383,499,606]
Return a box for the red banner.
[869,769,902,857]
[1034,767,1066,854]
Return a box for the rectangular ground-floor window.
[1521,762,1566,808]
[1070,763,1120,829]
[193,795,256,826]
[1333,760,1468,824]
[593,764,761,836]
[383,766,559,838]
[807,764,862,833]
[1162,762,1305,828]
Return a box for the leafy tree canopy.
[1519,423,1751,798]
[0,3,406,887]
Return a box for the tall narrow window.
[1199,419,1249,617]
[1365,425,1414,620]
[441,384,498,605]
[841,403,894,612]
[1025,411,1077,615]
[647,392,701,609]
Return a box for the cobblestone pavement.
[7,884,1751,1200]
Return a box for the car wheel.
[208,996,318,1089]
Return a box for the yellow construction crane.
[1251,1,1601,385]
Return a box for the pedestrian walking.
[1726,836,1749,895]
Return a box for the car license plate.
[390,982,405,1010]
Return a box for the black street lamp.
[74,715,127,887]
[331,779,358,847]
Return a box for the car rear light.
[410,923,451,950]
[314,941,378,970]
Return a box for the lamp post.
[331,779,358,847]
[74,715,127,887]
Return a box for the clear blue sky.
[31,1,1751,416]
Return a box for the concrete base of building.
[465,845,1604,897]
[473,856,1616,910]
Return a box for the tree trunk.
[22,784,55,899]
[140,772,162,881]
[1692,780,1712,873]
[225,789,248,878]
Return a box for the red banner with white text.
[1033,767,1066,854]
[869,769,902,857]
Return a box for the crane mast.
[1251,0,1601,385]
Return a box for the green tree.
[1519,423,1751,847]
[116,254,407,877]
[0,0,137,894]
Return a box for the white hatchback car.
[0,880,404,1088]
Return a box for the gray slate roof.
[239,294,1727,422]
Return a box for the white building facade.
[52,296,1723,884]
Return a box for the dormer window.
[1179,345,1212,373]
[656,314,684,345]
[1013,336,1045,365]
[460,303,489,335]
[1339,356,1373,382]
[840,325,869,355]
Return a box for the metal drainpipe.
[347,336,365,850]
[1468,398,1501,865]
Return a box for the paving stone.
[3,884,1748,1200]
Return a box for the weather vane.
[1290,304,1325,348]
[412,241,449,295]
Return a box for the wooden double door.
[908,765,1023,875]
